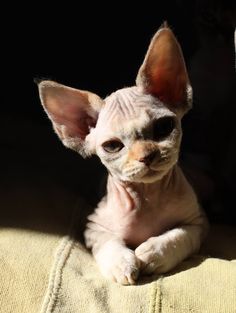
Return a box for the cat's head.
[37,25,192,183]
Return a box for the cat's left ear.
[136,24,192,113]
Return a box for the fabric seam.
[149,276,163,313]
[39,236,74,313]
[159,276,163,313]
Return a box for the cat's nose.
[138,151,157,166]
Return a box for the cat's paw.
[135,237,171,275]
[96,245,140,285]
[102,250,140,285]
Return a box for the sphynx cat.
[37,25,208,285]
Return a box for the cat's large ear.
[37,80,104,156]
[136,24,192,113]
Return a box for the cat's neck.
[106,166,178,214]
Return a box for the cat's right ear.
[37,80,104,156]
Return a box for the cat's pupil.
[153,117,175,141]
[102,140,124,153]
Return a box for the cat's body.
[37,25,208,285]
[86,165,202,248]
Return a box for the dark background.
[1,0,236,232]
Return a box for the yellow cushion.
[1,220,235,313]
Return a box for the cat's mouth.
[123,156,176,183]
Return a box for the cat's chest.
[91,190,180,248]
[87,172,197,248]
[113,197,178,247]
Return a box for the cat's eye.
[102,140,124,153]
[153,116,175,141]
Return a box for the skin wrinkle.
[118,89,136,117]
[104,88,142,121]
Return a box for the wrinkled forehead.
[96,87,171,133]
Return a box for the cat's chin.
[125,168,169,184]
[138,170,167,183]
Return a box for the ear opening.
[37,80,104,156]
[136,24,192,112]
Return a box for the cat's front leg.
[85,226,140,285]
[135,222,208,275]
